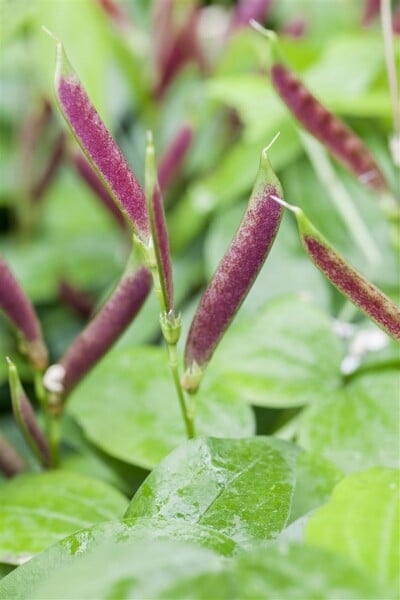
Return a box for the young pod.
[269,62,388,192]
[51,36,150,242]
[0,255,48,370]
[0,433,25,478]
[273,197,400,341]
[249,24,389,192]
[46,262,152,401]
[183,146,283,392]
[7,358,50,468]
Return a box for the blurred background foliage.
[0,0,399,481]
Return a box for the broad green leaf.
[0,471,127,565]
[205,208,331,313]
[1,526,227,600]
[166,543,386,600]
[0,564,13,580]
[297,370,399,473]
[126,436,297,545]
[306,468,400,592]
[211,296,343,407]
[289,452,343,524]
[69,347,254,470]
[1,536,387,600]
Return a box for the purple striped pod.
[269,62,388,192]
[0,433,25,477]
[157,123,193,192]
[183,147,283,392]
[145,133,174,315]
[46,263,152,401]
[52,37,150,242]
[0,255,48,370]
[7,358,50,468]
[71,151,127,230]
[273,197,400,341]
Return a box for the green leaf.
[306,467,400,591]
[289,452,343,524]
[0,471,127,565]
[211,296,343,407]
[0,523,228,600]
[126,436,297,545]
[1,536,387,600]
[69,347,254,469]
[297,370,399,473]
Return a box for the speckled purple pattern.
[61,266,152,395]
[158,124,193,191]
[73,153,127,228]
[0,255,47,368]
[17,390,50,466]
[185,186,282,369]
[152,185,173,311]
[304,236,400,341]
[58,75,149,240]
[271,64,387,191]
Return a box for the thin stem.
[47,413,60,467]
[34,369,60,467]
[167,343,195,439]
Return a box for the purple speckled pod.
[58,278,94,319]
[145,134,174,314]
[270,63,388,192]
[0,255,48,370]
[72,151,127,229]
[157,123,193,191]
[0,433,25,477]
[183,148,283,391]
[275,198,400,341]
[53,40,150,241]
[56,263,152,398]
[8,359,51,467]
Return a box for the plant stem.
[380,0,400,165]
[167,342,195,439]
[34,369,60,467]
[47,413,60,468]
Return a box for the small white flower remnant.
[43,364,66,394]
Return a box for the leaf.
[68,347,254,469]
[289,451,343,524]
[306,467,400,591]
[0,522,229,600]
[211,296,343,407]
[0,471,127,565]
[1,536,387,600]
[297,370,400,473]
[126,436,297,545]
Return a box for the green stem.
[47,413,60,468]
[167,343,195,439]
[34,369,61,468]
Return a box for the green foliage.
[0,0,398,596]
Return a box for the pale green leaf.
[0,471,127,565]
[297,371,400,473]
[69,347,254,470]
[306,467,400,591]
